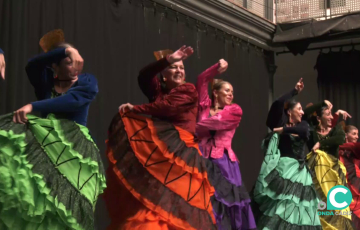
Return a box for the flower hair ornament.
[39,29,65,53]
[153,49,173,61]
[306,102,317,116]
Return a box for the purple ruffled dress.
[196,63,256,230]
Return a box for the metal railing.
[222,0,360,23]
[276,0,360,23]
[223,0,274,21]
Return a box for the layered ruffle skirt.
[0,113,106,230]
[104,112,249,230]
[307,150,354,229]
[202,149,257,230]
[339,146,360,229]
[251,133,322,230]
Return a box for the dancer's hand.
[295,78,304,93]
[65,47,84,75]
[13,104,33,124]
[273,127,283,134]
[0,53,5,80]
[324,100,333,111]
[335,110,351,120]
[312,142,320,153]
[167,45,194,63]
[217,59,228,74]
[119,103,134,113]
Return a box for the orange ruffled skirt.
[103,112,217,230]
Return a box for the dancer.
[305,101,354,229]
[0,48,5,79]
[195,59,256,229]
[104,46,243,230]
[339,125,360,229]
[0,29,106,230]
[252,79,321,230]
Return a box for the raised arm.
[25,47,67,88]
[196,104,242,131]
[132,83,197,117]
[138,57,169,102]
[31,74,98,113]
[266,88,298,130]
[196,59,227,108]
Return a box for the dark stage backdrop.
[0,0,271,229]
[316,50,360,131]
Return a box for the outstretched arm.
[196,104,242,131]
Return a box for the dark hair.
[284,99,299,113]
[310,105,329,127]
[345,125,358,133]
[211,80,231,105]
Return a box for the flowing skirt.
[104,112,247,230]
[252,133,321,230]
[205,151,256,230]
[0,113,106,230]
[339,145,360,229]
[307,150,354,230]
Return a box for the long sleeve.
[138,57,170,102]
[266,88,298,130]
[283,120,310,140]
[196,104,242,131]
[132,83,197,117]
[332,113,339,127]
[196,63,219,107]
[0,48,3,54]
[340,143,360,158]
[25,48,67,99]
[31,74,98,113]
[320,118,346,148]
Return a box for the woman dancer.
[104,46,243,230]
[0,29,106,230]
[195,59,256,229]
[339,125,360,229]
[0,48,5,79]
[305,101,354,229]
[252,79,322,230]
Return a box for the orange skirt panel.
[104,112,216,230]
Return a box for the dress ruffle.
[0,113,106,230]
[252,133,321,230]
[307,150,354,230]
